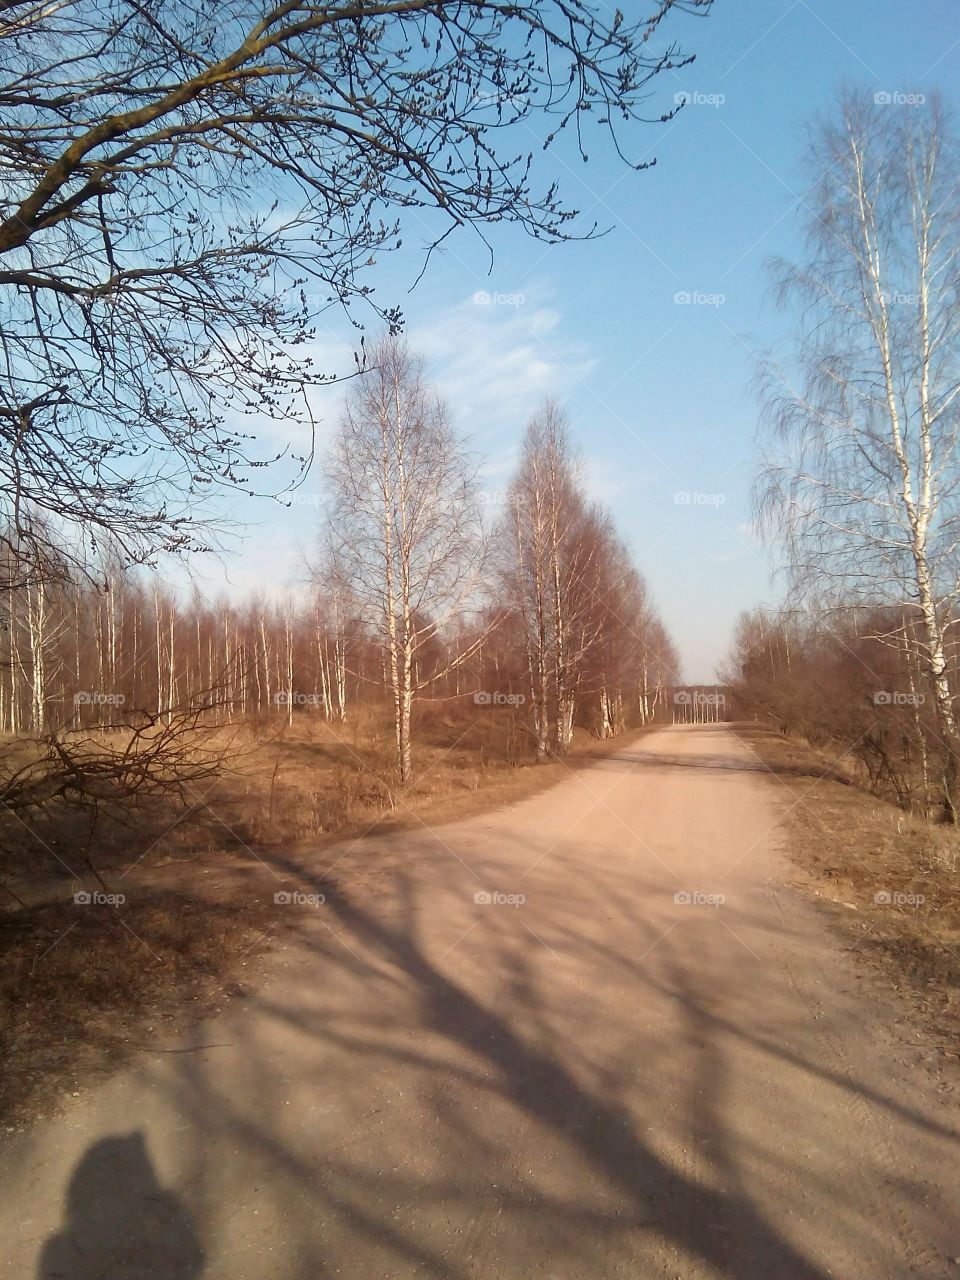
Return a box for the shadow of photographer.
[38,1131,204,1279]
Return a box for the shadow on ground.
[26,729,958,1279]
[38,1133,204,1279]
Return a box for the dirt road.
[4,724,959,1278]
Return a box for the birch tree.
[503,418,555,759]
[324,337,484,783]
[757,91,960,819]
[501,403,679,752]
[502,405,595,755]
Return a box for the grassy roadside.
[0,717,659,1130]
[0,893,278,1132]
[734,723,960,1062]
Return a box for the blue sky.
[193,0,960,682]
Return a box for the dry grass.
[0,890,279,1129]
[0,704,638,889]
[213,705,633,851]
[736,723,960,1053]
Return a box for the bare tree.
[757,91,960,819]
[502,401,678,754]
[502,404,595,756]
[324,337,484,782]
[0,0,709,588]
[503,410,558,759]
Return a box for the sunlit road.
[5,725,959,1278]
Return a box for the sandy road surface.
[3,724,959,1278]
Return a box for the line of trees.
[671,687,727,724]
[724,606,955,815]
[0,548,351,734]
[733,91,960,821]
[497,401,677,760]
[0,340,680,781]
[323,338,679,780]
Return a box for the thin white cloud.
[241,284,592,458]
[410,285,595,445]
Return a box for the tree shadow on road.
[595,749,850,782]
[22,758,957,1280]
[305,873,833,1279]
[101,828,960,1280]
